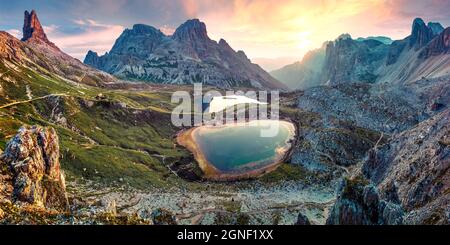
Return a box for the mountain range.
[272,18,449,90]
[83,19,286,90]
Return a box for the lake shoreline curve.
[176,119,297,181]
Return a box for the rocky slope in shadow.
[271,45,326,90]
[327,108,449,225]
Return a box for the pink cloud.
[46,19,124,61]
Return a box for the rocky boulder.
[151,208,177,225]
[326,176,404,225]
[0,125,68,211]
[295,213,311,225]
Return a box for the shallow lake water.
[193,120,295,173]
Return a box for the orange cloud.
[178,0,445,61]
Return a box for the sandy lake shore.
[176,120,296,181]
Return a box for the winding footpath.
[0,93,68,110]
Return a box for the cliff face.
[409,18,436,50]
[321,34,389,85]
[326,177,404,225]
[1,126,68,211]
[84,19,286,90]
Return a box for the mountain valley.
[0,9,448,225]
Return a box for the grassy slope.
[0,61,193,189]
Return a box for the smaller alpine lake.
[177,120,296,180]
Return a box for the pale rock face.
[84,19,286,90]
[271,45,326,90]
[321,36,389,85]
[1,126,68,211]
[428,22,445,36]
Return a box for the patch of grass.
[258,163,308,183]
[222,200,241,213]
[61,139,179,188]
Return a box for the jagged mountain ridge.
[322,34,390,85]
[274,18,450,89]
[84,19,286,90]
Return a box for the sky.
[1,0,449,70]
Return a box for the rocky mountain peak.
[172,19,209,42]
[83,17,286,90]
[410,18,434,49]
[428,22,445,35]
[108,23,165,56]
[218,38,234,51]
[130,24,164,36]
[336,33,352,41]
[218,38,229,46]
[84,50,100,66]
[236,50,249,61]
[21,10,59,50]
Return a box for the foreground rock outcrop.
[295,212,311,225]
[326,177,404,225]
[327,109,450,225]
[0,126,69,211]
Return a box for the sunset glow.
[1,0,449,68]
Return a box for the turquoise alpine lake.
[192,120,296,174]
